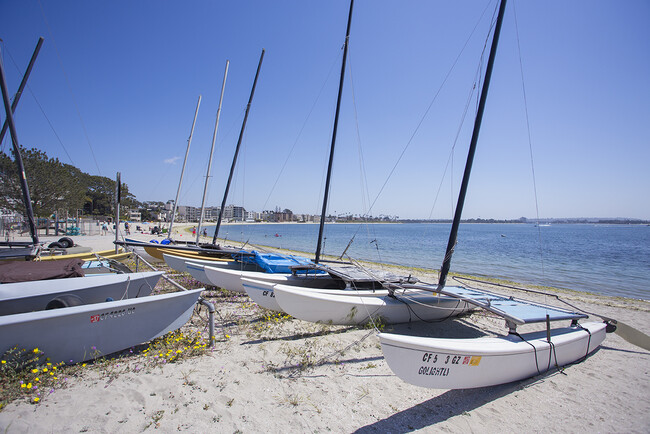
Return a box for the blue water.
[209,223,650,300]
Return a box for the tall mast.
[212,49,264,245]
[437,0,507,289]
[197,60,229,244]
[0,37,44,144]
[114,172,121,253]
[168,95,202,239]
[0,51,39,245]
[314,0,354,263]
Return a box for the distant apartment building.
[203,207,220,222]
[275,209,293,222]
[128,210,141,222]
[223,205,246,222]
[177,206,201,222]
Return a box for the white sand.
[1,232,649,432]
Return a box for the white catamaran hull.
[163,253,237,274]
[379,321,607,389]
[0,271,164,316]
[203,265,340,293]
[242,278,283,311]
[0,288,203,364]
[273,284,473,325]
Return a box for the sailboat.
[202,0,419,308]
[375,0,607,388]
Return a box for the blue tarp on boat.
[236,251,325,274]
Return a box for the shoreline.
[18,227,650,304]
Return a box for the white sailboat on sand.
[378,0,606,388]
[201,0,425,311]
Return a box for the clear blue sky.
[2,1,649,220]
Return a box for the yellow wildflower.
[33,348,39,353]
[1,360,6,364]
[35,377,39,382]
[43,367,48,372]
[31,368,38,373]
[82,364,86,367]
[26,383,32,389]
[33,397,40,403]
[21,384,26,388]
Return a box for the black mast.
[0,51,40,245]
[437,0,507,289]
[314,0,354,263]
[212,49,265,245]
[0,37,44,144]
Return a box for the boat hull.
[378,321,607,389]
[273,284,472,325]
[163,253,234,274]
[203,266,337,293]
[0,272,163,315]
[242,278,282,311]
[0,288,203,364]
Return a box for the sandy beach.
[1,229,648,433]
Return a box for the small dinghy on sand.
[0,288,203,364]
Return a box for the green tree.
[0,147,85,217]
[1,146,136,218]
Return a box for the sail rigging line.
[512,1,547,283]
[0,45,78,167]
[346,49,371,220]
[36,0,102,176]
[437,0,507,290]
[314,0,355,264]
[346,48,389,268]
[335,2,496,259]
[258,50,342,214]
[426,56,483,226]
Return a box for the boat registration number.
[418,352,481,375]
[90,307,136,323]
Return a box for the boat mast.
[0,50,40,245]
[0,37,44,145]
[114,172,121,253]
[314,0,354,264]
[197,60,229,244]
[212,49,264,245]
[168,96,202,240]
[437,0,507,290]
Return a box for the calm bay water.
[209,223,650,300]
